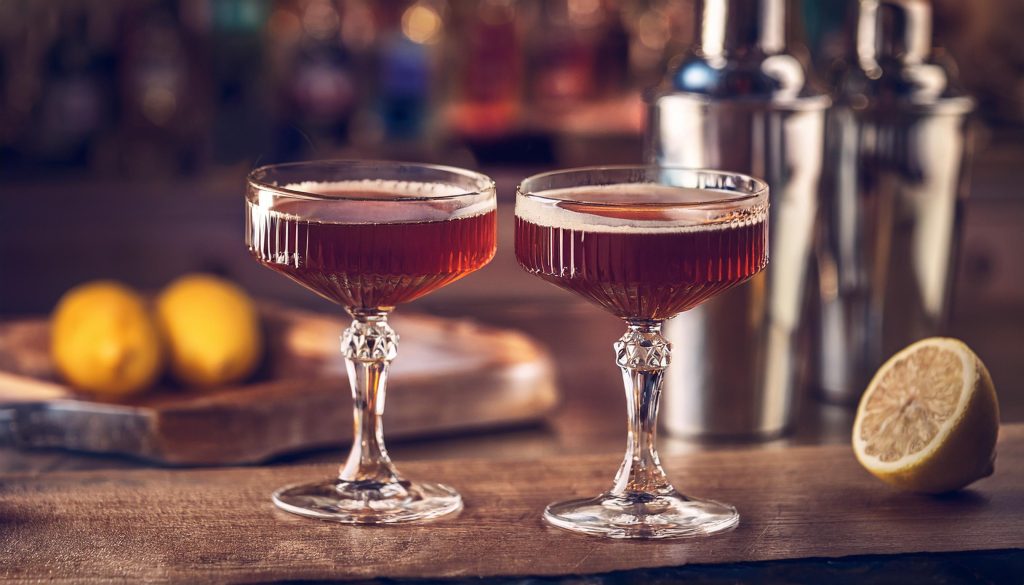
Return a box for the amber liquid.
[515,204,767,320]
[248,196,496,310]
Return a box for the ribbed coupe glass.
[247,160,497,523]
[515,166,769,538]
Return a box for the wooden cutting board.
[0,425,1020,583]
[0,305,557,465]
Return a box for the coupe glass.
[247,160,497,523]
[515,166,769,538]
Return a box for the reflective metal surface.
[646,0,828,437]
[814,0,974,404]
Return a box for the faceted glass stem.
[542,320,739,538]
[610,320,673,498]
[271,310,461,523]
[338,310,404,490]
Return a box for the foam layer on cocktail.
[516,183,765,233]
[284,179,473,199]
[248,180,496,224]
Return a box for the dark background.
[1,0,1022,324]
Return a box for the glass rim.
[517,165,769,208]
[247,159,496,203]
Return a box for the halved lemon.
[852,337,1000,494]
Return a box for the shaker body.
[815,107,972,403]
[812,0,975,403]
[650,94,827,437]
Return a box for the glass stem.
[610,319,674,497]
[338,310,402,486]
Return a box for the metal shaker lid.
[646,0,829,110]
[841,0,973,113]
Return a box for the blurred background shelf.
[2,0,1023,175]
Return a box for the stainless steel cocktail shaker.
[813,0,974,404]
[647,0,829,437]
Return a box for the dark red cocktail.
[515,188,766,320]
[246,163,496,525]
[248,187,496,310]
[514,168,769,540]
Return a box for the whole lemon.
[51,281,164,397]
[156,274,263,388]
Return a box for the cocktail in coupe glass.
[246,160,497,523]
[515,166,769,539]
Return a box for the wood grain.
[0,306,557,465]
[1,425,1021,583]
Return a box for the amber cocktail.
[515,166,768,539]
[247,161,496,524]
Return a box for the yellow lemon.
[156,274,263,388]
[853,337,1000,494]
[51,281,163,397]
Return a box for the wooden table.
[1,297,1022,582]
[1,426,1022,583]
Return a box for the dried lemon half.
[852,337,1000,494]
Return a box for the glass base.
[272,478,462,524]
[543,490,739,539]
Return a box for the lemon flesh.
[51,281,164,397]
[853,337,1000,494]
[156,274,263,388]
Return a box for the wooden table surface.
[0,297,1021,582]
[1,425,1021,583]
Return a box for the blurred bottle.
[206,0,273,165]
[31,7,116,166]
[813,0,974,404]
[337,0,383,149]
[116,0,208,174]
[800,0,856,90]
[595,0,631,96]
[283,0,357,151]
[621,0,693,89]
[647,0,829,438]
[449,0,523,140]
[374,0,446,143]
[526,0,602,111]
